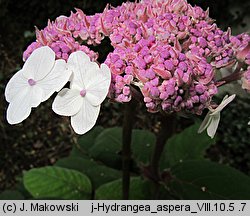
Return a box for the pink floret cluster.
[23,0,250,115]
[23,16,98,61]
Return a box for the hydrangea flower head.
[7,0,250,136]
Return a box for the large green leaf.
[169,160,250,199]
[131,129,156,164]
[0,190,24,200]
[71,126,104,157]
[95,177,151,200]
[23,166,91,200]
[89,127,157,169]
[55,157,121,189]
[161,123,215,168]
[89,127,122,169]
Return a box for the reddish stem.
[216,62,244,87]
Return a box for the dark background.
[0,0,250,191]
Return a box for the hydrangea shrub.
[3,0,250,201]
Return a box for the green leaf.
[23,166,91,200]
[71,126,104,157]
[0,190,24,200]
[95,177,151,200]
[161,123,215,168]
[131,129,156,164]
[89,127,157,168]
[169,160,250,199]
[89,127,122,169]
[14,175,34,199]
[55,157,121,189]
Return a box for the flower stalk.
[122,99,136,199]
[216,62,245,87]
[150,113,175,198]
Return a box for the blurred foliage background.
[0,0,250,191]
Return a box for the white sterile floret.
[5,46,71,124]
[52,51,111,135]
[198,94,236,138]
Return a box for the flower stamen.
[28,78,36,86]
[80,89,86,97]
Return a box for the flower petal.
[5,70,28,103]
[207,114,221,138]
[71,100,100,135]
[198,110,212,134]
[211,94,236,115]
[22,46,55,81]
[85,63,111,106]
[52,88,82,116]
[37,59,71,101]
[6,85,43,124]
[67,51,92,88]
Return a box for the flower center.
[28,78,36,86]
[80,89,86,97]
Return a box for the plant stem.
[130,85,143,102]
[122,100,136,199]
[216,62,244,87]
[149,114,175,197]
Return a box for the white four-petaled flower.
[5,46,71,124]
[198,94,236,138]
[52,51,111,134]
